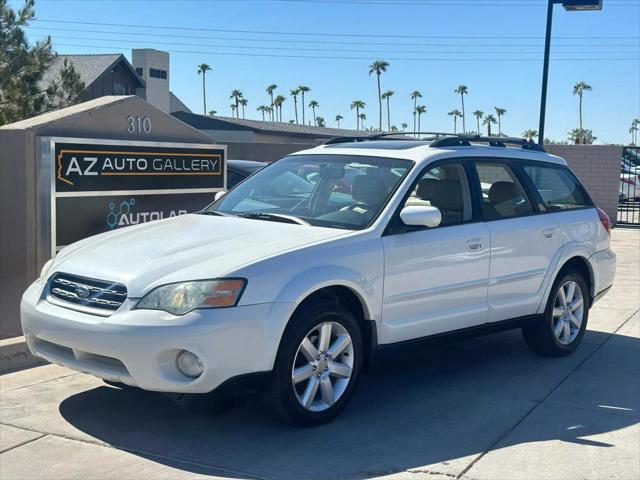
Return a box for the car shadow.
[59,329,639,479]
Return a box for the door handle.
[543,228,556,239]
[466,238,483,251]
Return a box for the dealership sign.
[40,137,226,253]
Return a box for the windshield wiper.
[198,210,235,217]
[237,212,309,225]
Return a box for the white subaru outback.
[21,134,616,426]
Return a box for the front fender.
[274,265,379,322]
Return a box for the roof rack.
[323,132,546,152]
[429,134,546,152]
[323,131,454,145]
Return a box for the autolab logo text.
[106,199,187,230]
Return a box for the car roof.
[290,141,567,167]
[227,159,267,170]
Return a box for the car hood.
[50,214,348,297]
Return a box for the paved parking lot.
[1,229,638,480]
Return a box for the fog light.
[176,350,203,378]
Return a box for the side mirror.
[400,205,441,228]
[214,191,226,201]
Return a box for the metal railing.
[618,147,640,226]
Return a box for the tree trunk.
[377,74,382,131]
[386,97,391,131]
[294,96,298,124]
[202,73,206,114]
[418,113,421,132]
[454,116,457,134]
[413,99,417,136]
[461,94,466,132]
[301,93,305,125]
[498,115,501,135]
[477,117,480,134]
[579,94,583,144]
[356,107,359,130]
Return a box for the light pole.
[538,0,603,145]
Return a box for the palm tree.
[266,84,278,121]
[257,105,267,121]
[522,129,538,141]
[483,114,497,136]
[494,107,507,135]
[573,81,592,144]
[473,110,484,134]
[298,85,310,125]
[358,112,367,130]
[230,104,237,117]
[208,110,217,116]
[381,90,394,131]
[266,106,274,122]
[401,122,408,131]
[454,85,468,132]
[197,63,212,114]
[239,98,247,119]
[290,88,300,124]
[390,125,398,132]
[410,90,422,134]
[274,95,286,122]
[308,100,319,126]
[448,109,462,133]
[229,90,243,118]
[350,100,365,130]
[369,60,390,131]
[316,116,326,127]
[415,105,426,132]
[335,114,343,128]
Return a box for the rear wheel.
[268,299,362,426]
[522,271,589,356]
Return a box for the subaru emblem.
[75,286,90,298]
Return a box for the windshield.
[206,154,413,229]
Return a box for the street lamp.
[538,0,603,145]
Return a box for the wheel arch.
[280,283,378,373]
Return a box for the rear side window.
[475,163,533,221]
[523,165,592,211]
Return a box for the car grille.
[48,273,127,314]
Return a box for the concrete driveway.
[1,229,638,480]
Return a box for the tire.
[267,298,363,426]
[522,271,590,357]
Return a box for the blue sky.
[16,0,640,143]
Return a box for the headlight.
[40,258,54,283]
[136,279,246,316]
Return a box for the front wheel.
[522,271,589,356]
[268,300,362,426]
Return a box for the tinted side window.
[403,163,472,226]
[475,163,533,221]
[523,165,591,211]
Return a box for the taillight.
[597,207,611,236]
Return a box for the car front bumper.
[21,280,295,394]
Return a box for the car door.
[380,160,491,344]
[473,160,562,322]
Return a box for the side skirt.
[377,314,542,352]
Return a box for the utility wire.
[25,26,638,47]
[31,34,639,54]
[33,19,640,39]
[49,42,640,61]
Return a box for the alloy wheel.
[552,280,585,345]
[291,321,354,412]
